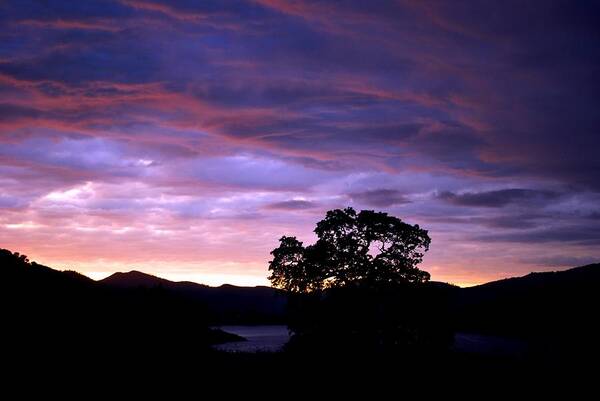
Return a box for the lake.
[213,325,291,352]
[214,325,528,355]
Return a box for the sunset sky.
[1,0,599,287]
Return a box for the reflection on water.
[213,325,290,353]
[214,325,529,356]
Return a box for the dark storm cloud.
[438,189,561,208]
[349,189,411,208]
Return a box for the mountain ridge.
[97,263,600,291]
[3,247,599,334]
[98,268,286,324]
[100,269,273,290]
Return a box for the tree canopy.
[268,207,431,292]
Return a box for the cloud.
[0,195,27,209]
[525,255,600,268]
[263,200,317,210]
[438,189,561,208]
[427,214,546,230]
[479,224,600,245]
[19,19,121,32]
[348,189,410,208]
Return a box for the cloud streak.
[437,189,561,208]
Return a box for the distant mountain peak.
[100,270,172,287]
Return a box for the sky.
[1,0,599,287]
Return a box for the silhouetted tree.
[268,208,449,354]
[268,207,431,292]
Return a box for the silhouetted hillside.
[100,271,286,324]
[1,248,242,359]
[453,263,600,358]
[4,246,599,363]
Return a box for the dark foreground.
[2,247,598,391]
[7,344,595,395]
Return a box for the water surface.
[214,325,290,353]
[215,325,528,356]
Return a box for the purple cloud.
[348,189,411,208]
[264,200,317,210]
[438,189,562,208]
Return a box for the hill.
[100,271,286,324]
[452,263,600,358]
[0,248,242,359]
[3,246,599,360]
[100,270,178,288]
